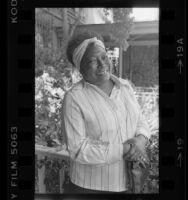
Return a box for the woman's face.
[80,43,112,85]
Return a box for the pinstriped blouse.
[61,74,150,192]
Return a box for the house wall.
[122,44,158,87]
[121,21,159,87]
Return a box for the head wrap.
[72,37,105,71]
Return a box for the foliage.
[35,44,82,148]
[134,87,159,193]
[35,9,54,49]
[103,8,133,23]
[35,43,69,77]
[35,155,70,193]
[102,8,133,51]
[44,159,60,193]
[144,134,159,193]
[35,68,81,147]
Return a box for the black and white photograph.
[35,7,159,194]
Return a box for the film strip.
[7,0,185,200]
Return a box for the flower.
[55,88,65,99]
[35,90,43,101]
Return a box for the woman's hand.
[123,135,149,164]
[123,143,131,155]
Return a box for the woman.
[61,31,150,193]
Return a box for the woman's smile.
[96,68,108,75]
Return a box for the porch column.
[119,46,123,78]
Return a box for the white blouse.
[61,74,150,192]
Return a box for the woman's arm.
[135,112,151,143]
[61,92,125,165]
[122,80,151,161]
[125,80,151,140]
[125,112,150,159]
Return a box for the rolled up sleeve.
[61,92,124,165]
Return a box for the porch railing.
[134,86,159,109]
[35,144,69,193]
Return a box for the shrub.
[35,67,81,147]
[35,46,82,147]
[134,87,159,193]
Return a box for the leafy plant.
[134,87,159,193]
[35,69,81,147]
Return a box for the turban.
[72,37,105,71]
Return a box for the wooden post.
[35,145,70,194]
[129,46,132,81]
[119,46,123,78]
[37,154,46,193]
[59,166,65,193]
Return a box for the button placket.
[105,97,123,142]
[85,81,122,142]
[111,94,126,143]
